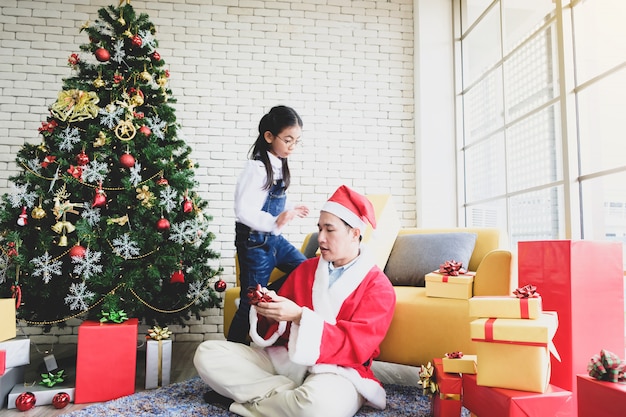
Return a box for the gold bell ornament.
[31,198,46,220]
[58,234,68,247]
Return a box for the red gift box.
[0,350,5,376]
[432,357,462,417]
[577,374,626,417]
[74,318,138,404]
[462,374,573,417]
[517,240,624,396]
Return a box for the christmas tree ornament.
[41,155,56,168]
[93,131,107,147]
[131,34,142,47]
[115,119,137,141]
[15,391,36,411]
[156,176,169,186]
[52,392,70,409]
[156,217,170,231]
[140,70,152,82]
[130,92,144,107]
[170,268,184,284]
[31,201,46,220]
[136,185,155,207]
[67,165,83,179]
[157,76,167,87]
[139,125,151,136]
[94,47,110,62]
[119,152,135,168]
[93,76,105,88]
[17,206,28,226]
[151,51,161,61]
[68,53,79,67]
[58,234,68,247]
[69,244,86,258]
[92,183,107,208]
[50,89,100,122]
[183,191,193,213]
[76,150,89,166]
[214,279,227,292]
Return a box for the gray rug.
[61,376,469,416]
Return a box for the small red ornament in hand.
[156,217,170,231]
[119,153,136,168]
[94,47,110,62]
[52,392,70,409]
[247,284,273,305]
[214,279,227,292]
[15,392,36,411]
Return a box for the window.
[455,0,626,263]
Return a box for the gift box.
[469,295,542,319]
[0,365,25,408]
[518,240,624,397]
[0,298,16,342]
[425,271,475,300]
[577,374,626,417]
[145,339,172,389]
[462,374,573,417]
[442,354,477,374]
[8,383,75,409]
[470,312,558,393]
[74,318,138,404]
[0,337,30,368]
[432,357,462,417]
[0,350,5,376]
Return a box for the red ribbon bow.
[247,284,273,305]
[445,351,463,359]
[588,349,626,383]
[513,284,540,298]
[438,260,466,276]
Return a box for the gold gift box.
[442,354,478,374]
[469,295,542,319]
[470,312,558,393]
[425,271,475,300]
[0,299,16,343]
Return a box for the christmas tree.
[0,2,223,328]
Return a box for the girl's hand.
[293,205,309,218]
[275,205,308,228]
[255,292,303,325]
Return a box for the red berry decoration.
[156,177,169,186]
[94,47,110,62]
[170,269,184,284]
[151,51,161,61]
[139,125,151,136]
[69,244,86,258]
[156,217,170,231]
[214,279,227,293]
[76,150,89,166]
[131,35,142,47]
[52,392,70,409]
[119,153,136,168]
[15,392,36,411]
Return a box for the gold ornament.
[123,30,133,38]
[157,76,167,87]
[115,119,137,141]
[94,131,107,147]
[130,93,144,107]
[106,214,129,226]
[51,220,75,234]
[31,205,46,220]
[50,89,100,122]
[140,71,152,82]
[58,235,68,247]
[136,185,155,208]
[93,76,105,88]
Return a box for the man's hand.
[255,291,303,325]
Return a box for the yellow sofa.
[223,227,512,368]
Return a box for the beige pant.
[193,340,365,417]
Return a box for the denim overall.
[227,180,307,344]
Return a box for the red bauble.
[214,279,227,293]
[94,47,110,62]
[15,392,36,411]
[69,244,86,258]
[76,150,89,166]
[182,198,193,213]
[156,177,169,186]
[156,217,170,231]
[52,392,70,409]
[139,125,151,136]
[119,153,135,168]
[131,35,142,47]
[92,187,107,208]
[151,51,161,61]
[170,269,184,283]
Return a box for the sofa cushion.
[384,233,478,287]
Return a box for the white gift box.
[145,339,172,389]
[0,337,30,368]
[8,383,75,409]
[0,366,25,408]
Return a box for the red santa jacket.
[249,252,396,409]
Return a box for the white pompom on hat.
[321,185,377,233]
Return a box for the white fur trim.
[310,364,387,410]
[321,201,366,232]
[248,305,287,347]
[288,308,324,365]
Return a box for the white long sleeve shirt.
[234,152,293,235]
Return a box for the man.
[193,185,396,417]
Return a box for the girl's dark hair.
[250,105,303,190]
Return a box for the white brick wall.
[0,0,416,343]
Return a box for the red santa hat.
[321,185,377,233]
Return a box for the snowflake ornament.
[139,29,157,52]
[9,183,37,208]
[99,105,124,129]
[82,160,109,184]
[64,281,95,311]
[112,233,140,259]
[30,251,63,284]
[26,158,42,174]
[129,162,142,187]
[58,126,82,151]
[111,39,126,64]
[187,280,212,306]
[159,186,178,213]
[81,203,101,226]
[145,115,167,140]
[72,248,103,280]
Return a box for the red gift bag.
[517,241,624,397]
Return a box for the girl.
[227,105,309,344]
